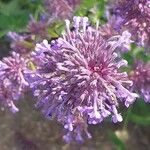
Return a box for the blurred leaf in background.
[108,130,126,150]
[129,100,150,126]
[75,0,107,24]
[0,0,42,38]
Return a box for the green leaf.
[123,52,134,65]
[132,100,150,115]
[75,0,106,24]
[128,100,150,125]
[0,30,7,38]
[130,114,150,125]
[0,13,29,32]
[108,131,126,150]
[75,0,97,16]
[0,0,21,16]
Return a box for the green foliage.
[0,0,42,38]
[108,131,126,150]
[18,0,42,13]
[129,100,150,125]
[75,0,107,24]
[48,21,65,39]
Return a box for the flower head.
[112,0,150,47]
[7,32,34,56]
[27,16,48,38]
[30,16,138,142]
[0,52,29,113]
[98,22,133,52]
[129,60,150,102]
[99,23,118,40]
[44,0,73,20]
[67,0,81,9]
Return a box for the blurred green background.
[0,0,150,149]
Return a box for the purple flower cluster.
[1,0,150,143]
[0,52,29,113]
[44,0,80,20]
[27,17,48,38]
[130,60,150,102]
[111,0,150,47]
[30,17,138,142]
[7,32,34,56]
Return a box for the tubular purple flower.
[0,52,29,113]
[99,23,118,40]
[30,16,138,142]
[111,0,150,47]
[129,60,150,103]
[99,23,133,52]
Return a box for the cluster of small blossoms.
[7,31,34,56]
[98,22,133,52]
[110,0,150,47]
[129,60,150,103]
[25,0,81,41]
[30,17,138,142]
[0,52,29,113]
[44,0,80,20]
[67,0,81,9]
[1,0,150,143]
[27,16,48,38]
[99,23,118,40]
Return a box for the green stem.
[123,106,132,129]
